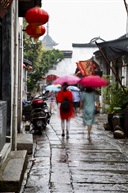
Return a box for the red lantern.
[25,7,49,26]
[23,64,26,68]
[46,74,59,81]
[25,24,46,38]
[42,76,46,80]
[28,66,33,71]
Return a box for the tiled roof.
[42,34,58,47]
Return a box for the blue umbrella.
[45,85,61,92]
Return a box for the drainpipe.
[18,22,23,133]
[12,0,18,151]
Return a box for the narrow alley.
[20,112,128,193]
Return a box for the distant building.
[46,50,74,76]
[42,23,58,50]
[46,41,98,77]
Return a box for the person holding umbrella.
[79,75,108,140]
[72,90,81,115]
[56,82,75,137]
[80,87,97,140]
[67,86,81,115]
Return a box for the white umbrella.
[68,85,80,91]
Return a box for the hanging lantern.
[28,66,33,71]
[46,74,59,81]
[42,76,46,80]
[23,64,26,68]
[26,24,46,41]
[25,7,49,26]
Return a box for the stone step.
[0,150,27,193]
[17,133,33,154]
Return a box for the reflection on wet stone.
[20,113,128,193]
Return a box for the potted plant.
[102,76,128,138]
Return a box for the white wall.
[47,57,75,76]
[46,46,98,77]
[72,47,98,64]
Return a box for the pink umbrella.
[78,75,109,87]
[53,75,80,85]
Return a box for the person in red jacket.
[56,82,75,137]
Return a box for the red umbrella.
[53,75,80,85]
[78,75,109,87]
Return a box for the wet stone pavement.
[20,112,128,193]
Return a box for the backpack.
[61,97,70,112]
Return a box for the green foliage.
[23,19,64,92]
[102,75,128,113]
[40,49,64,74]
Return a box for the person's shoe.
[66,135,69,139]
[62,132,65,137]
[87,135,91,141]
[87,134,90,139]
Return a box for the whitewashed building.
[46,43,98,77]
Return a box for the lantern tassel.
[34,37,39,43]
[36,26,41,34]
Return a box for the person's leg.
[87,125,92,139]
[50,101,52,113]
[77,101,80,114]
[61,119,65,136]
[50,101,54,113]
[74,102,77,115]
[66,119,70,135]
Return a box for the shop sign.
[0,0,13,18]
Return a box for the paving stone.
[20,113,128,193]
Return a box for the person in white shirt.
[72,90,81,115]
